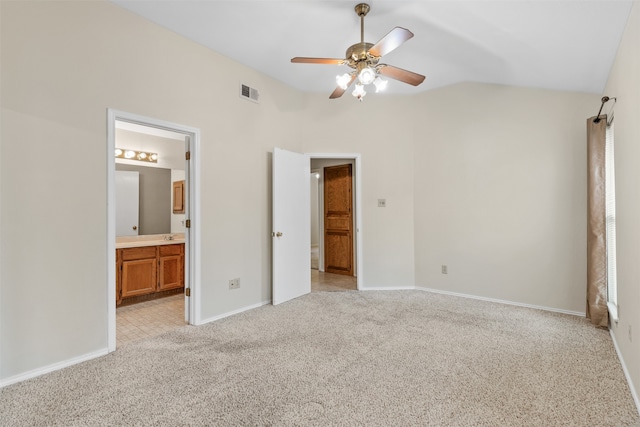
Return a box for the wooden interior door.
[324,164,353,276]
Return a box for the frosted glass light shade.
[352,83,366,100]
[373,77,388,92]
[358,67,376,85]
[336,73,352,90]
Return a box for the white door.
[272,148,311,305]
[115,171,139,236]
[183,135,191,323]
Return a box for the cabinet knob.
[132,225,137,230]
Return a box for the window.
[605,123,618,321]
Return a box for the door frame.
[309,153,362,289]
[107,109,201,352]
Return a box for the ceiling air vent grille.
[239,83,260,104]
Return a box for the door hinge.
[185,219,191,228]
[185,287,191,297]
[185,151,191,160]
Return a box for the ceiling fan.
[291,3,425,101]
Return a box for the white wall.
[413,82,599,313]
[310,172,319,246]
[0,0,305,381]
[0,0,625,389]
[303,98,416,288]
[0,0,416,382]
[603,1,640,408]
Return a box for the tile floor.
[116,267,356,347]
[116,295,186,347]
[311,269,357,292]
[310,245,357,292]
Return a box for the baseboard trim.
[414,286,585,317]
[610,329,640,415]
[359,286,415,291]
[0,347,109,389]
[197,299,271,325]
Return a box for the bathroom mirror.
[115,164,185,236]
[115,120,186,237]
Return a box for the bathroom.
[114,120,188,346]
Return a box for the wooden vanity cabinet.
[116,243,184,306]
[159,244,184,291]
[120,246,158,299]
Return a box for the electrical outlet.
[229,278,240,290]
[441,265,448,274]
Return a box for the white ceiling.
[110,0,632,96]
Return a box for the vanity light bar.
[115,148,158,163]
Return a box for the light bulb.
[150,153,158,161]
[352,83,366,101]
[373,77,388,92]
[358,67,376,85]
[138,152,147,160]
[114,149,123,156]
[124,150,135,159]
[336,73,352,90]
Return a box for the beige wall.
[0,0,416,380]
[604,1,640,407]
[413,82,599,313]
[303,97,417,288]
[0,0,305,380]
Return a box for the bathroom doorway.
[107,109,201,352]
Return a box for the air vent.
[239,83,260,104]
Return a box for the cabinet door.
[159,255,182,290]
[173,180,185,214]
[122,258,157,298]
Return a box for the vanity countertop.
[116,233,185,249]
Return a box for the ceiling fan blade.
[368,27,414,57]
[291,57,346,65]
[378,64,425,86]
[329,73,357,99]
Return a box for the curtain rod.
[593,96,616,123]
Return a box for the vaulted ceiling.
[111,1,632,96]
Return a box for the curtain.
[586,116,608,327]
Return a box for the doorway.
[107,109,201,352]
[310,157,358,292]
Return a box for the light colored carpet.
[2,291,639,426]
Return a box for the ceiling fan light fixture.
[373,77,388,92]
[358,66,377,85]
[291,3,425,101]
[336,73,352,90]
[352,83,366,101]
